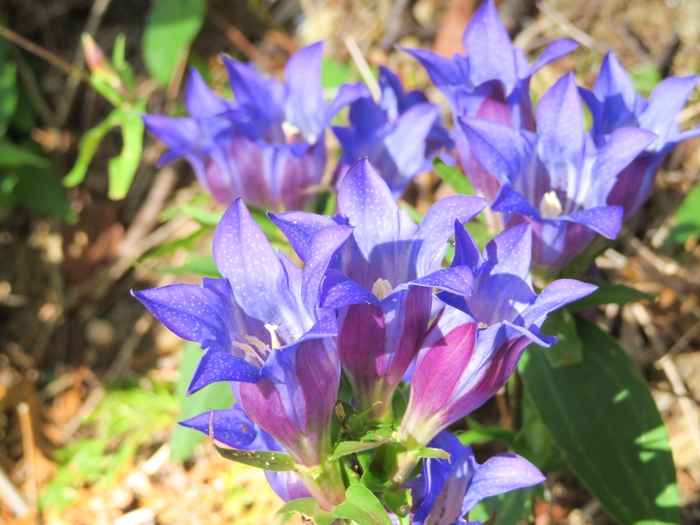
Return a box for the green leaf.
[1,164,72,218]
[333,484,393,525]
[568,279,655,311]
[143,227,208,259]
[629,63,662,96]
[469,488,533,525]
[154,255,221,278]
[519,318,679,525]
[108,109,144,199]
[540,308,582,367]
[322,57,353,90]
[143,0,206,86]
[328,438,392,462]
[0,60,17,137]
[415,447,450,460]
[667,185,700,245]
[433,157,474,195]
[214,444,296,471]
[384,488,412,518]
[180,203,223,225]
[168,342,234,461]
[276,498,334,525]
[0,140,49,167]
[457,418,516,447]
[63,109,123,187]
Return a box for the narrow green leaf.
[0,60,17,137]
[519,319,679,525]
[0,140,49,167]
[214,443,296,471]
[333,484,393,525]
[143,0,206,86]
[457,418,516,447]
[108,109,144,199]
[629,63,662,96]
[328,438,392,462]
[568,278,655,311]
[181,203,223,225]
[415,447,450,460]
[433,157,474,195]
[64,110,123,187]
[169,342,234,461]
[667,185,700,245]
[143,227,208,259]
[540,308,582,367]
[154,255,221,278]
[276,498,334,525]
[399,201,424,225]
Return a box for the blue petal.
[523,278,598,327]
[529,39,578,74]
[321,269,380,308]
[408,266,474,296]
[458,117,530,183]
[452,220,483,271]
[491,183,539,218]
[132,279,233,352]
[302,225,355,312]
[398,47,466,110]
[639,75,700,145]
[535,73,585,179]
[461,453,545,515]
[284,42,326,138]
[564,205,623,239]
[462,0,516,91]
[269,211,344,262]
[179,407,258,449]
[184,68,234,117]
[188,350,260,395]
[337,158,400,259]
[413,195,487,276]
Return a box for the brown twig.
[17,403,38,521]
[535,1,603,52]
[0,24,90,84]
[0,465,28,518]
[208,10,274,71]
[104,312,154,382]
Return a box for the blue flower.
[333,66,453,197]
[133,198,351,508]
[401,0,577,200]
[408,431,545,525]
[461,73,655,272]
[580,52,700,218]
[271,158,486,421]
[143,43,364,211]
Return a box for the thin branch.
[0,24,90,83]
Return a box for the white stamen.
[282,121,300,138]
[371,278,393,300]
[539,191,563,219]
[264,324,281,349]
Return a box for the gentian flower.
[460,73,656,273]
[180,405,312,502]
[332,66,453,196]
[271,159,487,422]
[401,0,578,201]
[143,43,363,211]
[580,51,700,219]
[392,222,595,483]
[408,431,545,525]
[133,198,352,509]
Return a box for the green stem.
[297,460,346,511]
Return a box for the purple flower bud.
[580,52,700,219]
[333,67,453,197]
[401,0,577,200]
[462,73,656,273]
[144,43,364,211]
[272,159,486,421]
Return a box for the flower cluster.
[136,0,697,522]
